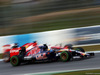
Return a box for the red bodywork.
[3,43,37,58]
[24,46,48,60]
[3,45,11,53]
[25,46,40,56]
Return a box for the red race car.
[2,41,37,62]
[10,44,94,66]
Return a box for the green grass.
[74,45,100,51]
[0,7,100,36]
[0,54,2,59]
[53,69,100,75]
[9,17,99,35]
[3,16,100,36]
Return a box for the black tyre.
[10,56,21,66]
[3,52,10,62]
[60,51,71,62]
[64,44,73,49]
[75,47,85,52]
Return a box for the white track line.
[0,59,3,61]
[18,67,100,75]
[86,51,100,53]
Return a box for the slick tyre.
[75,47,85,52]
[10,56,21,66]
[60,51,71,62]
[3,52,10,62]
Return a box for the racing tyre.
[75,47,85,52]
[64,44,73,49]
[10,55,21,66]
[60,51,71,62]
[3,52,10,62]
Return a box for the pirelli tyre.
[3,52,10,62]
[10,55,21,66]
[75,47,85,52]
[60,51,71,62]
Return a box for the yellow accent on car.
[48,49,50,51]
[25,45,28,48]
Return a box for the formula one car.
[10,44,94,66]
[2,41,37,62]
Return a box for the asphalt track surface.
[0,53,100,75]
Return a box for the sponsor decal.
[10,50,19,53]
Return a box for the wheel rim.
[10,56,19,66]
[60,51,69,62]
[61,53,67,60]
[11,57,17,64]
